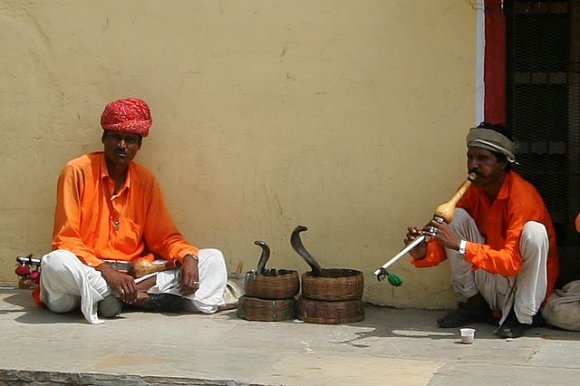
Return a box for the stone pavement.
[1,288,579,386]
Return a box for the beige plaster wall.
[0,0,477,309]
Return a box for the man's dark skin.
[405,146,509,256]
[94,130,199,306]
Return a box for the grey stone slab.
[429,363,580,386]
[252,355,443,386]
[528,341,580,368]
[2,289,580,386]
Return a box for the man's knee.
[46,295,80,314]
[448,208,487,248]
[520,222,548,255]
[450,208,469,224]
[41,249,79,277]
[40,250,83,313]
[199,248,225,264]
[200,248,223,257]
[198,248,227,279]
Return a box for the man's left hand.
[425,219,462,251]
[179,254,199,296]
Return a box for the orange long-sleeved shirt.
[52,152,199,267]
[412,171,559,297]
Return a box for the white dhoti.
[40,249,228,324]
[445,208,548,325]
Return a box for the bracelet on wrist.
[186,254,199,262]
[458,240,467,255]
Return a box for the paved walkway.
[1,288,579,385]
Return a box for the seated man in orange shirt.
[39,98,228,324]
[405,122,559,338]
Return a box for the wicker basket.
[245,269,300,300]
[298,296,364,324]
[237,296,297,322]
[301,269,364,301]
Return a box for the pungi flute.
[15,255,179,279]
[375,173,477,282]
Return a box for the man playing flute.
[405,122,559,338]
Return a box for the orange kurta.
[413,171,559,297]
[52,152,199,267]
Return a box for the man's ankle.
[464,292,486,305]
[460,293,489,313]
[130,291,153,309]
[495,311,531,338]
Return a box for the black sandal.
[495,311,531,338]
[147,293,189,313]
[437,306,477,328]
[437,293,491,328]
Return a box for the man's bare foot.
[130,290,153,309]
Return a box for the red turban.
[100,98,152,137]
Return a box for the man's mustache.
[468,169,482,176]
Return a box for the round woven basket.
[237,296,297,322]
[298,296,364,324]
[245,269,300,300]
[301,269,364,301]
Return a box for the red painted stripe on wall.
[484,0,506,124]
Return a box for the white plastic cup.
[460,328,476,344]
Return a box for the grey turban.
[466,127,517,164]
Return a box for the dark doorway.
[505,0,580,287]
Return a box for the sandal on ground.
[147,293,190,313]
[495,311,531,338]
[437,306,477,328]
[437,293,491,328]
